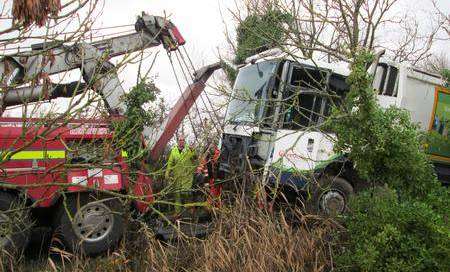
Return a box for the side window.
[66,140,117,163]
[290,66,327,90]
[283,67,350,130]
[385,66,398,96]
[373,64,387,94]
[283,66,328,129]
[283,93,322,128]
[374,64,399,97]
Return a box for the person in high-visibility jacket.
[165,135,197,213]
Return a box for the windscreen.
[226,61,278,124]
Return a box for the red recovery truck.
[0,13,220,255]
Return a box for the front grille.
[219,134,251,175]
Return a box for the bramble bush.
[329,52,449,271]
[336,187,449,272]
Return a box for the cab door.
[269,64,348,171]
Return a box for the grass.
[4,197,337,272]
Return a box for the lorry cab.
[219,49,449,205]
[219,52,352,179]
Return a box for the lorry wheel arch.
[318,157,363,190]
[54,192,125,256]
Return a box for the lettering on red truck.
[69,126,109,135]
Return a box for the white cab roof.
[244,48,445,85]
[244,47,351,76]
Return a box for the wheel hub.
[320,190,346,215]
[73,202,114,243]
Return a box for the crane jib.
[149,62,221,160]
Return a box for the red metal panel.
[133,172,154,213]
[0,118,126,208]
[0,117,114,141]
[67,167,124,192]
[170,26,186,46]
[1,161,65,207]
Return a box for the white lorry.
[218,49,449,214]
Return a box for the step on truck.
[218,48,449,215]
[0,12,221,256]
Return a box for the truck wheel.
[56,193,124,256]
[309,176,353,216]
[0,191,31,256]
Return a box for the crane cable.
[166,51,199,140]
[173,48,226,141]
[181,45,223,128]
[172,51,207,131]
[176,48,223,134]
[180,48,221,127]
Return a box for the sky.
[96,0,237,104]
[0,0,449,116]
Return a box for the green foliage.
[112,80,160,165]
[223,4,290,84]
[220,60,238,85]
[329,52,450,271]
[328,52,440,198]
[442,68,450,88]
[336,187,450,272]
[235,8,290,64]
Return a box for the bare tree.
[227,0,448,64]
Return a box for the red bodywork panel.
[0,117,146,208]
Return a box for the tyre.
[55,193,124,256]
[308,176,354,216]
[0,191,31,257]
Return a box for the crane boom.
[147,62,221,160]
[0,12,185,114]
[0,12,220,161]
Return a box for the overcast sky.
[102,0,238,105]
[1,0,449,115]
[94,0,450,103]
